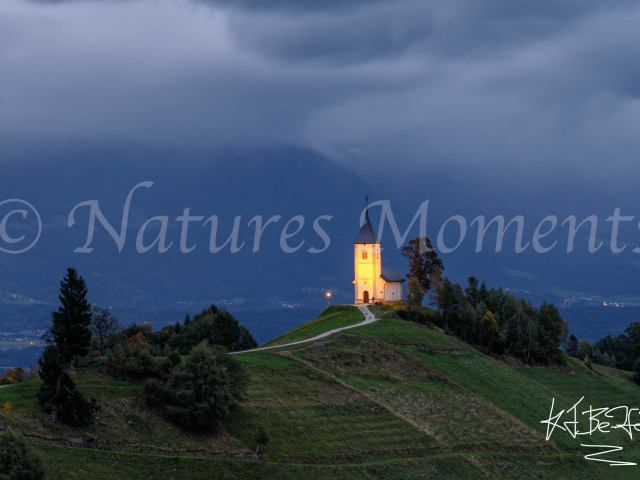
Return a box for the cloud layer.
[3,0,640,188]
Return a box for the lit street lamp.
[326,292,332,306]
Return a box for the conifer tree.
[49,268,92,369]
[37,344,99,426]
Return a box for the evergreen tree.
[184,313,191,326]
[464,276,479,307]
[49,268,92,369]
[163,341,231,429]
[0,428,47,480]
[435,277,461,332]
[37,344,99,426]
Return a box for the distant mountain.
[1,140,638,342]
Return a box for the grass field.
[260,305,364,347]
[1,305,638,479]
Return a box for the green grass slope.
[1,307,638,479]
[260,305,364,347]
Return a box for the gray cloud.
[4,0,640,193]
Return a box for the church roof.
[354,209,379,244]
[380,267,405,283]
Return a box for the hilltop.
[1,304,639,479]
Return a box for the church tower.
[353,196,381,304]
[353,196,405,304]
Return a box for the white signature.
[541,397,639,466]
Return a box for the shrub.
[254,425,270,453]
[163,341,231,430]
[142,378,165,407]
[0,428,47,479]
[107,341,175,381]
[396,309,409,321]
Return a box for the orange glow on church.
[353,197,404,304]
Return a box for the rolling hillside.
[1,305,639,479]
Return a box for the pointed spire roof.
[354,195,379,244]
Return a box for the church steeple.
[354,195,379,244]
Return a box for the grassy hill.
[2,305,639,479]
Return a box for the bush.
[0,428,47,479]
[254,425,270,453]
[107,338,175,381]
[396,309,409,321]
[163,341,231,430]
[142,378,165,407]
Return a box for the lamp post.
[326,292,331,307]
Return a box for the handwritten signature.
[541,397,639,466]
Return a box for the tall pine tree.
[49,268,92,369]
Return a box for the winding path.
[230,305,376,355]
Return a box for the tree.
[37,344,100,426]
[565,334,578,357]
[49,268,92,369]
[0,428,47,479]
[91,306,120,356]
[435,277,462,331]
[233,325,258,352]
[576,339,594,361]
[209,311,241,350]
[633,358,640,386]
[163,341,231,429]
[401,237,443,295]
[406,277,424,310]
[481,311,501,351]
[464,276,479,307]
[624,322,640,360]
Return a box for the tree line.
[401,238,569,365]
[33,268,258,430]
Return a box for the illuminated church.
[353,200,405,304]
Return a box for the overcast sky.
[2,0,640,187]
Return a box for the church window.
[362,251,368,259]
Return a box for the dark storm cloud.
[4,0,640,190]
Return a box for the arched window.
[362,251,368,260]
